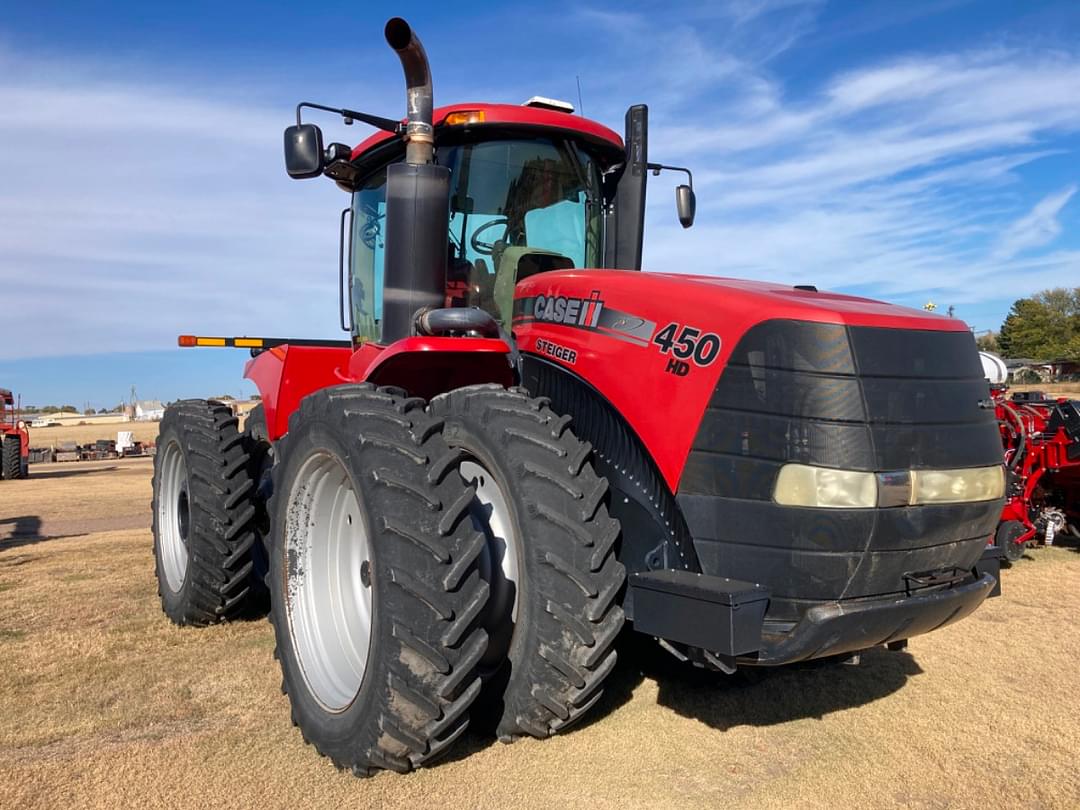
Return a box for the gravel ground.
[1,457,1078,809]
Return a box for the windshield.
[349,135,602,340]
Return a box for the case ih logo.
[531,291,605,327]
[513,291,656,348]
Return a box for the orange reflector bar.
[444,110,485,126]
[178,335,197,347]
[233,338,264,348]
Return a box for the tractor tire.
[242,404,272,610]
[429,385,626,741]
[3,434,22,480]
[151,400,262,625]
[267,384,489,776]
[996,520,1027,564]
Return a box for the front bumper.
[755,571,996,665]
[629,568,996,667]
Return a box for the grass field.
[1,459,1079,808]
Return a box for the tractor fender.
[347,336,513,401]
[244,337,513,441]
[519,354,701,618]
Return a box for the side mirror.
[676,184,695,228]
[284,123,325,179]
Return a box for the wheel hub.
[459,459,520,672]
[285,451,373,713]
[157,441,190,593]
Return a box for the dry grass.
[28,422,162,449]
[1,461,1079,809]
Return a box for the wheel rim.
[459,459,520,671]
[285,451,373,713]
[157,440,190,593]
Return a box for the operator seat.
[493,247,575,325]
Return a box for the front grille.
[679,320,1002,499]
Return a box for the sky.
[2,0,1080,408]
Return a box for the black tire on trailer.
[996,520,1027,564]
[267,384,489,776]
[2,434,21,480]
[429,384,626,741]
[151,399,262,625]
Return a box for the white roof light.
[524,96,575,113]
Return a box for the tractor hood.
[511,268,987,492]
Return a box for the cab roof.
[349,103,624,162]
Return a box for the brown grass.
[1,461,1079,808]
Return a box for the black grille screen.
[680,320,1002,497]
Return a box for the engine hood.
[512,269,981,491]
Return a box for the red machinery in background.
[0,388,30,480]
[982,354,1080,561]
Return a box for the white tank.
[979,351,1008,385]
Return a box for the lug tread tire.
[151,399,261,625]
[429,384,626,741]
[2,434,22,480]
[267,384,489,776]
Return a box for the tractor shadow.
[439,631,922,766]
[574,632,922,734]
[27,465,118,480]
[0,516,87,551]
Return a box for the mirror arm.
[296,102,403,134]
[647,162,693,190]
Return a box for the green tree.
[998,287,1080,360]
[975,332,999,353]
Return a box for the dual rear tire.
[151,384,626,774]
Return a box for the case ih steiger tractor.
[152,18,1007,776]
[980,353,1080,561]
[0,389,29,480]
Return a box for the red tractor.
[152,19,1006,776]
[981,354,1080,561]
[0,389,29,480]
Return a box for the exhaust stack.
[379,18,450,344]
[384,17,434,166]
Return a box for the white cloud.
[990,185,1077,261]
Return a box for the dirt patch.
[1,460,1078,809]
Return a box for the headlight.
[773,463,1004,508]
[773,464,877,508]
[911,466,1004,504]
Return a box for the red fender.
[244,337,511,441]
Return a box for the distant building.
[134,400,165,421]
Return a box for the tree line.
[978,287,1080,360]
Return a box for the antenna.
[576,75,584,117]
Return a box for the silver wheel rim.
[157,440,190,593]
[285,451,373,713]
[460,459,520,671]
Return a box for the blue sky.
[2,0,1080,407]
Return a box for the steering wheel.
[470,218,509,256]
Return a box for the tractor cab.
[287,86,693,347]
[344,108,619,338]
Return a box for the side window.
[350,168,389,341]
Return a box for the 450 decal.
[652,322,722,375]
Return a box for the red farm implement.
[0,388,29,480]
[982,354,1080,561]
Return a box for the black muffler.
[380,17,450,345]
